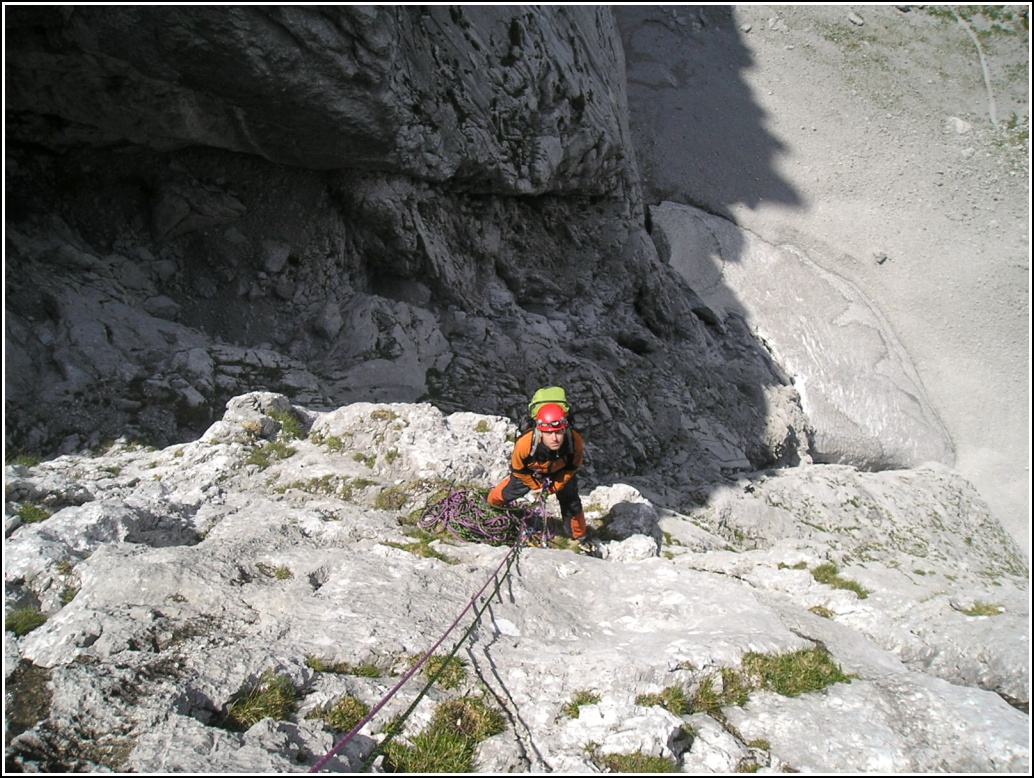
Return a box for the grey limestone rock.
[3,394,1027,773]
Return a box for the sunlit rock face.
[3,395,1028,773]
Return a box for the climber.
[487,402,596,553]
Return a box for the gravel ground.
[617,4,1030,557]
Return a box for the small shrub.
[370,409,400,422]
[562,689,600,718]
[811,563,870,599]
[308,695,370,732]
[809,605,835,619]
[17,503,51,524]
[474,420,491,433]
[223,671,298,731]
[5,607,47,636]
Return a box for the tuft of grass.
[636,686,690,715]
[586,743,676,773]
[306,655,384,677]
[246,440,297,469]
[308,695,370,732]
[256,562,293,580]
[430,698,505,741]
[7,453,41,467]
[741,648,852,698]
[268,409,305,441]
[809,605,836,619]
[222,671,298,731]
[17,503,52,524]
[420,655,468,690]
[562,689,600,719]
[811,563,870,599]
[60,585,80,604]
[5,607,47,636]
[353,452,377,468]
[960,601,1004,616]
[322,435,344,452]
[370,409,400,422]
[692,648,850,713]
[375,486,408,512]
[691,668,751,713]
[384,529,456,564]
[382,697,504,773]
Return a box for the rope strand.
[309,490,541,772]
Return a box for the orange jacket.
[509,428,584,493]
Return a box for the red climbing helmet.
[535,403,568,432]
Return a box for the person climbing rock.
[488,398,596,553]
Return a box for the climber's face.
[541,429,565,451]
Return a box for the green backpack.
[528,386,570,419]
[525,386,576,453]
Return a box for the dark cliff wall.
[4,5,809,494]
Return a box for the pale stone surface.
[4,395,1027,773]
[650,200,954,471]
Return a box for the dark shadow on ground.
[616,6,803,228]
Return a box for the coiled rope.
[308,489,547,772]
[419,484,555,546]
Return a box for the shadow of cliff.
[616,6,803,229]
[607,6,812,509]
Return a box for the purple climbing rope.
[308,537,521,773]
[308,487,556,772]
[419,485,554,547]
